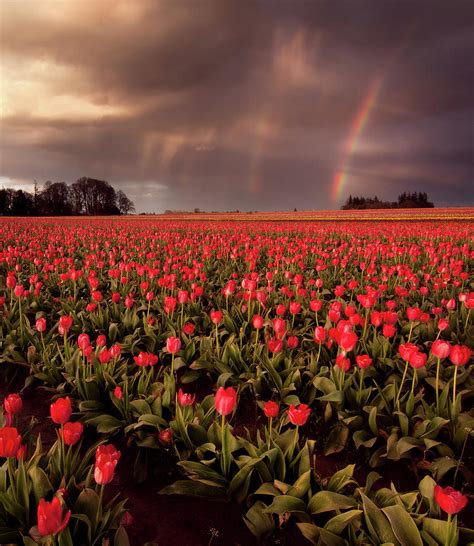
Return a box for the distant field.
[125,207,474,221]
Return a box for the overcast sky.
[1,0,473,212]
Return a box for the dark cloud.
[0,0,473,211]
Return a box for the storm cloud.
[1,0,473,211]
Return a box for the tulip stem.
[60,426,65,474]
[453,428,470,488]
[451,366,459,420]
[267,417,273,451]
[395,360,409,410]
[358,369,364,403]
[221,414,229,478]
[464,309,471,333]
[96,483,105,534]
[445,513,452,546]
[435,357,441,413]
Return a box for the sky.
[0,0,473,212]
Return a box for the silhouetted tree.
[10,190,34,216]
[117,190,135,215]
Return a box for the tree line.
[0,178,135,216]
[342,191,434,210]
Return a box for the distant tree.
[40,181,73,215]
[0,188,15,214]
[10,190,34,216]
[342,192,434,210]
[117,190,135,215]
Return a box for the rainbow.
[331,77,383,203]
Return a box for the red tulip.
[215,386,237,416]
[35,317,47,333]
[407,307,422,321]
[252,315,264,329]
[177,388,195,406]
[95,443,121,463]
[134,352,158,367]
[77,333,90,350]
[182,322,195,335]
[339,331,358,353]
[58,315,73,335]
[0,426,22,458]
[449,345,472,367]
[314,326,327,343]
[210,310,223,325]
[37,496,71,537]
[158,427,173,446]
[434,485,468,515]
[409,351,427,369]
[336,354,351,371]
[431,340,451,360]
[263,401,279,418]
[267,338,283,353]
[288,404,311,426]
[60,422,84,446]
[4,393,22,415]
[399,343,418,362]
[166,336,181,354]
[50,397,72,425]
[356,355,372,369]
[94,444,120,485]
[114,386,123,400]
[94,453,118,485]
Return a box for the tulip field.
[0,213,473,546]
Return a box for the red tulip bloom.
[58,315,73,335]
[177,388,195,406]
[431,340,451,360]
[95,443,121,463]
[37,496,71,537]
[114,386,123,400]
[134,352,158,367]
[60,422,84,446]
[0,426,22,458]
[263,401,279,418]
[96,334,106,347]
[110,343,121,358]
[158,427,173,446]
[438,318,449,331]
[382,324,396,338]
[77,333,90,350]
[356,355,372,369]
[288,404,311,426]
[287,336,299,349]
[50,397,72,425]
[182,322,195,335]
[94,453,118,485]
[339,331,358,353]
[434,485,468,515]
[267,338,283,353]
[215,386,237,416]
[336,354,351,371]
[407,307,422,321]
[252,315,264,329]
[35,317,47,333]
[449,345,472,367]
[4,393,22,415]
[409,351,427,369]
[314,326,327,343]
[166,336,181,354]
[210,310,223,325]
[399,343,418,362]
